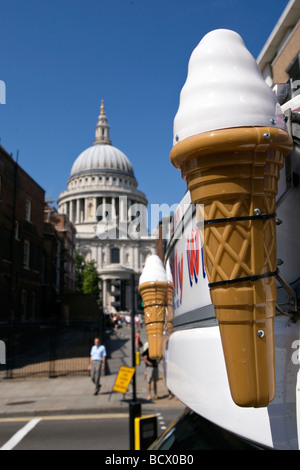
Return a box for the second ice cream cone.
[166,281,174,333]
[138,281,168,359]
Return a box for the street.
[0,321,185,451]
[0,407,181,450]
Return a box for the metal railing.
[0,317,102,379]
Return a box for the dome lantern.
[69,100,135,180]
[94,99,111,145]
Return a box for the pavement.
[0,324,184,418]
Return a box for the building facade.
[257,0,300,85]
[42,215,62,316]
[0,145,77,320]
[57,101,156,314]
[44,203,76,295]
[0,145,45,319]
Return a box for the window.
[14,220,20,240]
[286,54,300,80]
[23,240,30,268]
[111,248,120,264]
[25,199,31,222]
[88,200,94,219]
[149,409,268,450]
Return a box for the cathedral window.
[111,248,120,264]
[88,201,94,219]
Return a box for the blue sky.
[0,0,289,211]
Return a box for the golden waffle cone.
[171,126,293,407]
[166,281,174,333]
[138,281,168,359]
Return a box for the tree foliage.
[75,252,100,300]
[82,261,100,299]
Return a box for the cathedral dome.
[69,100,135,180]
[70,144,134,178]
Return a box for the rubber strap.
[208,270,278,288]
[144,303,166,307]
[145,320,165,325]
[204,212,276,226]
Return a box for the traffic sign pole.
[131,273,137,401]
[129,273,141,450]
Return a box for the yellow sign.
[113,366,135,394]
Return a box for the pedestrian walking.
[88,337,106,395]
[141,342,159,401]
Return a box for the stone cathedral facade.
[58,101,155,314]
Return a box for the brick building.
[257,0,300,85]
[0,145,45,319]
[44,203,76,295]
[42,217,62,316]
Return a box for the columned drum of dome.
[57,100,156,315]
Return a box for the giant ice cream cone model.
[170,30,293,407]
[138,255,168,359]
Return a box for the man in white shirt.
[88,337,106,395]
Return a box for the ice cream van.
[150,31,300,450]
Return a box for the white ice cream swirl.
[173,29,286,146]
[139,255,167,284]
